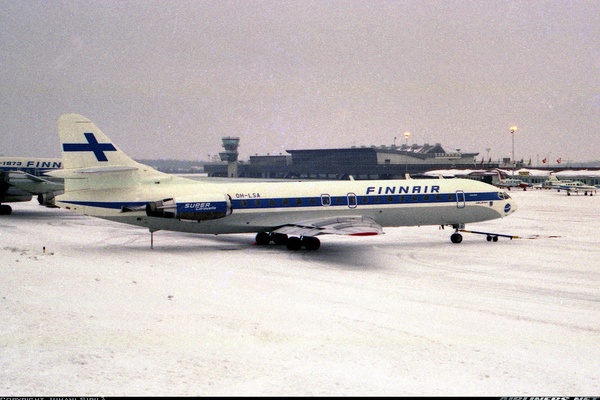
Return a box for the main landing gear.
[0,204,12,215]
[255,232,321,251]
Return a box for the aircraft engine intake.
[146,194,232,221]
[38,190,64,207]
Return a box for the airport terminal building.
[204,143,481,180]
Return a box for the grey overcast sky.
[1,0,599,164]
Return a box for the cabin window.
[347,193,357,208]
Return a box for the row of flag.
[477,157,562,166]
[543,157,562,164]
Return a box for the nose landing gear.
[450,232,463,243]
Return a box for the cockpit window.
[497,192,511,200]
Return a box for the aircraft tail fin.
[53,114,164,192]
[495,168,508,179]
[58,114,144,170]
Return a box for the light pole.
[404,131,410,176]
[510,126,517,176]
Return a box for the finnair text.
[366,185,441,195]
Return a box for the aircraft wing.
[7,171,64,194]
[271,215,383,237]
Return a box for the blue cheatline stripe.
[60,192,502,211]
[232,192,499,209]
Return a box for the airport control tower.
[219,136,240,178]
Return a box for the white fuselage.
[557,181,597,193]
[0,157,62,179]
[56,174,517,235]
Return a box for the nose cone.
[504,199,518,215]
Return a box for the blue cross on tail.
[62,133,117,162]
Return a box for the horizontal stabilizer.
[8,170,58,185]
[9,171,57,183]
[47,165,138,178]
[7,171,65,192]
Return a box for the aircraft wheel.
[286,236,302,251]
[0,204,12,215]
[255,232,271,246]
[450,233,462,243]
[302,236,320,251]
[272,233,288,245]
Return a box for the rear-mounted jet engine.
[146,194,232,221]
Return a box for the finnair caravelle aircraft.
[0,157,64,215]
[49,114,518,250]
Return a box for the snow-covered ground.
[1,189,598,396]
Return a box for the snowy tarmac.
[1,189,598,396]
